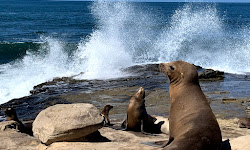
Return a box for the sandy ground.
[0,116,249,150]
[39,118,250,150]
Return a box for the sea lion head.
[129,87,145,104]
[4,107,18,121]
[159,60,199,85]
[134,87,145,100]
[101,105,113,126]
[102,105,113,113]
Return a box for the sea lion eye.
[170,66,175,71]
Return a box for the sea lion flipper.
[141,120,144,132]
[140,120,159,136]
[140,120,150,135]
[154,140,168,146]
[221,139,231,150]
[121,118,128,131]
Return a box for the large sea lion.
[122,87,161,134]
[101,105,113,126]
[159,60,222,150]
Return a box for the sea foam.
[0,1,249,104]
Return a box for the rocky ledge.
[1,103,250,150]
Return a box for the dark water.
[0,0,249,121]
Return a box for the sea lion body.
[159,61,222,150]
[153,115,169,134]
[4,107,33,136]
[123,87,160,134]
[101,105,113,126]
[237,118,250,129]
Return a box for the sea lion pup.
[4,107,33,136]
[159,60,222,150]
[237,118,250,129]
[101,105,113,126]
[153,115,169,134]
[122,87,161,134]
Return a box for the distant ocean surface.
[0,0,249,104]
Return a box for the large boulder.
[33,103,104,145]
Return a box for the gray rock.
[33,103,104,145]
[198,68,224,80]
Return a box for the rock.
[38,127,168,150]
[230,135,250,150]
[222,98,239,103]
[122,64,160,74]
[198,68,224,80]
[0,122,40,150]
[33,103,105,145]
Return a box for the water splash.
[155,4,250,74]
[0,2,249,104]
[74,1,159,79]
[0,37,77,104]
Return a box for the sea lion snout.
[136,87,145,99]
[159,63,169,75]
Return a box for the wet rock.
[122,64,159,74]
[1,63,249,124]
[198,68,224,80]
[124,63,225,80]
[32,103,105,145]
[222,98,240,103]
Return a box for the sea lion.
[4,107,33,136]
[5,107,19,122]
[159,60,222,150]
[101,105,113,126]
[153,115,169,134]
[237,118,250,129]
[122,87,161,134]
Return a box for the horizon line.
[50,0,250,3]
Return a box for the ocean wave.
[0,1,249,104]
[0,42,40,64]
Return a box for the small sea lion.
[153,115,169,134]
[122,87,161,134]
[5,107,19,122]
[237,118,250,129]
[4,107,33,136]
[159,60,222,149]
[101,105,113,126]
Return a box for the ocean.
[0,0,249,104]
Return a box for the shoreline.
[0,63,249,149]
[0,63,249,121]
